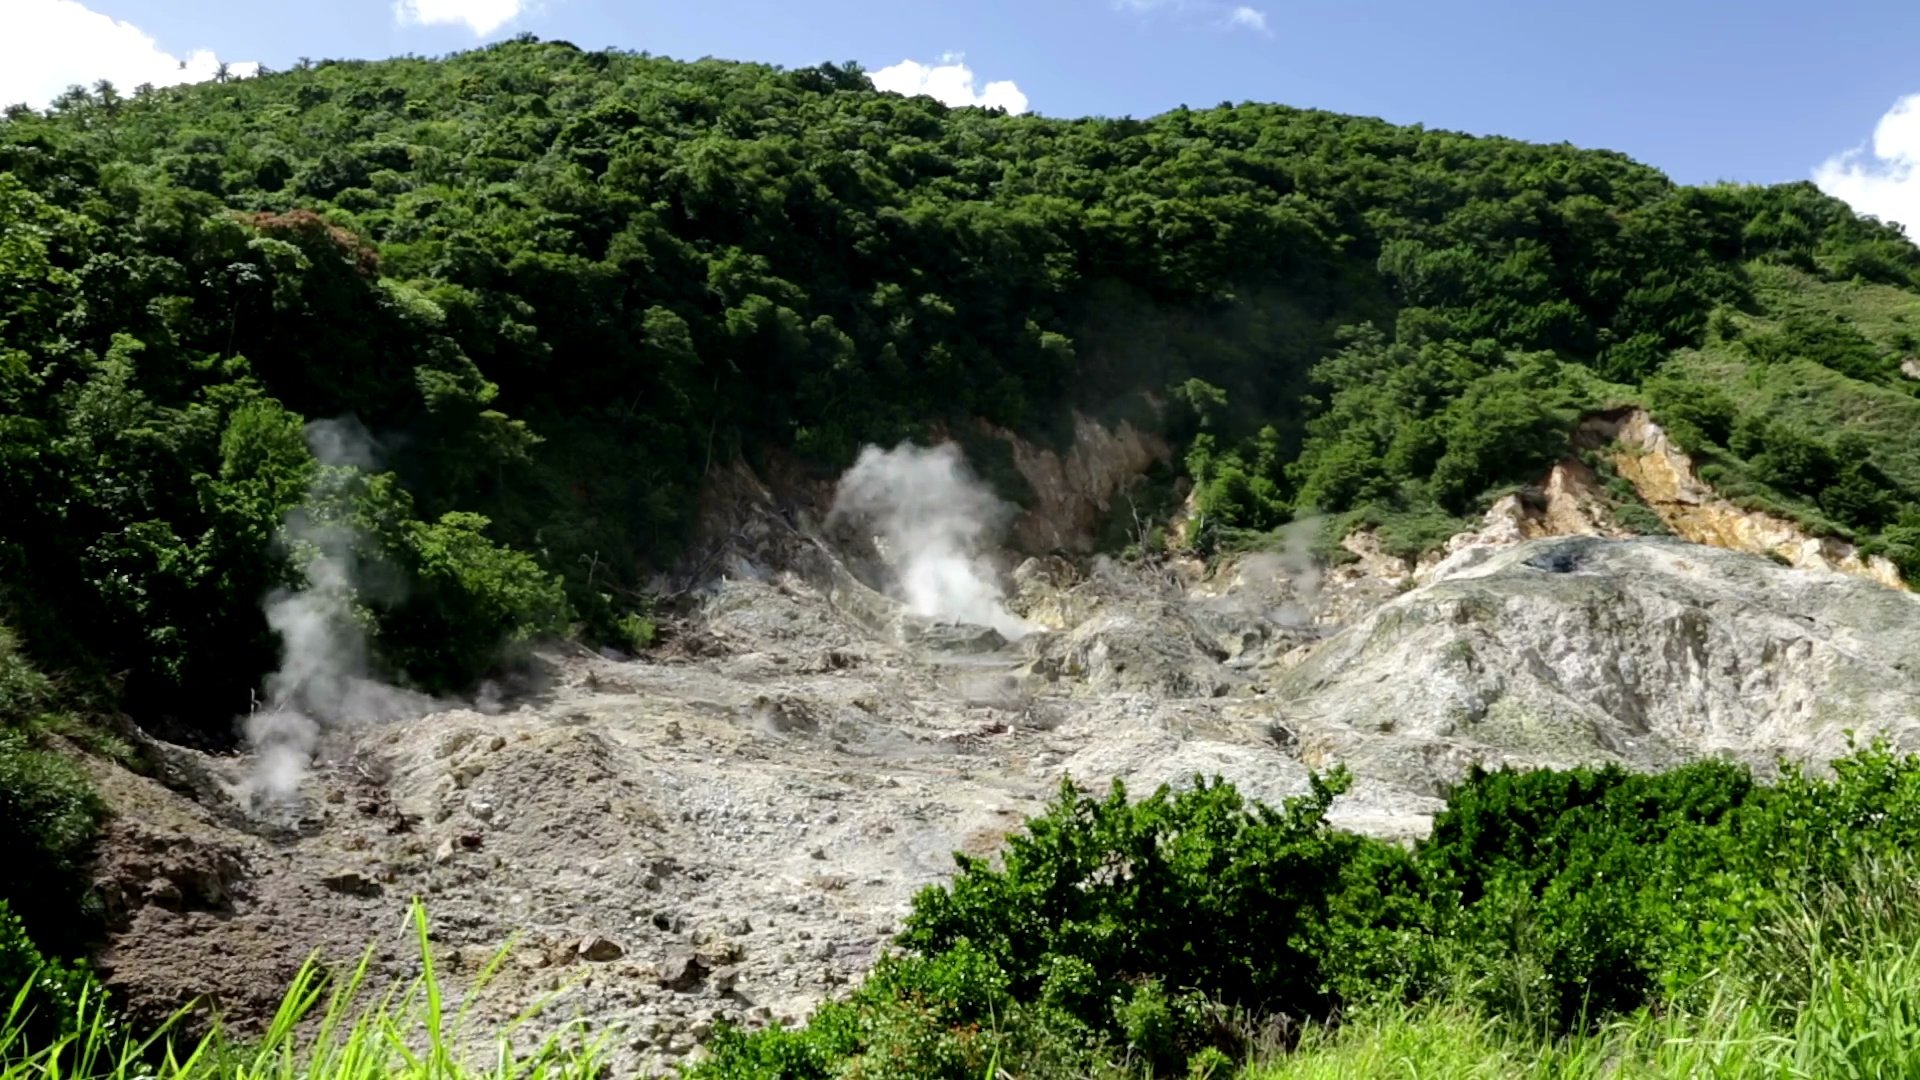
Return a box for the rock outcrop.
[1333,408,1906,594]
[1591,409,1905,589]
[1281,536,1920,795]
[85,419,1920,1077]
[992,411,1170,554]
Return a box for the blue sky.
[8,0,1920,227]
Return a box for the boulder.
[577,935,624,963]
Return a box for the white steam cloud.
[830,443,1033,641]
[244,418,433,805]
[1234,517,1323,626]
[1195,517,1325,630]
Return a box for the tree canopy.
[4,36,1919,732]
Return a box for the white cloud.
[394,0,527,36]
[0,0,256,109]
[870,54,1029,115]
[1815,94,1920,235]
[1227,6,1271,34]
[1116,0,1272,35]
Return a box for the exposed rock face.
[992,411,1170,554]
[1281,537,1920,795]
[1592,409,1905,589]
[1334,408,1905,594]
[1325,462,1635,601]
[86,415,1920,1076]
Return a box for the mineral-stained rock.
[894,615,1008,654]
[1279,536,1920,793]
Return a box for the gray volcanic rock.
[1277,536,1920,792]
[90,526,1920,1077]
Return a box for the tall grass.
[21,862,1920,1079]
[0,904,604,1080]
[1247,856,1920,1080]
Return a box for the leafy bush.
[0,899,101,1051]
[1418,760,1759,1026]
[1720,416,1904,531]
[1743,311,1887,381]
[1186,428,1293,544]
[1257,855,1920,1079]
[385,511,569,689]
[697,770,1426,1077]
[1644,374,1737,450]
[613,613,656,652]
[697,745,1920,1077]
[1426,360,1583,512]
[8,45,1920,739]
[901,770,1424,1039]
[0,626,104,953]
[0,624,107,1049]
[0,730,102,944]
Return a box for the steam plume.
[830,443,1032,640]
[1206,516,1324,626]
[244,418,431,804]
[1266,516,1324,626]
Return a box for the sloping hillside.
[6,37,1920,738]
[14,42,1920,1072]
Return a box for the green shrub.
[1743,311,1887,381]
[0,898,100,1051]
[1421,745,1920,1030]
[385,510,570,688]
[1185,425,1293,543]
[698,770,1427,1077]
[697,744,1920,1077]
[1418,760,1758,1026]
[0,729,102,938]
[1328,503,1475,562]
[1719,417,1905,531]
[0,625,104,953]
[613,612,656,652]
[1644,375,1737,450]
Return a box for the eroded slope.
[87,499,1920,1077]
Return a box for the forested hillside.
[5,33,1920,740]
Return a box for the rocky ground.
[81,421,1920,1077]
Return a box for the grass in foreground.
[22,766,1920,1079]
[1250,857,1920,1080]
[20,869,1920,1080]
[0,904,603,1080]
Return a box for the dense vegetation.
[8,755,1920,1079]
[7,36,1920,740]
[9,35,1920,1064]
[0,628,107,956]
[690,747,1920,1078]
